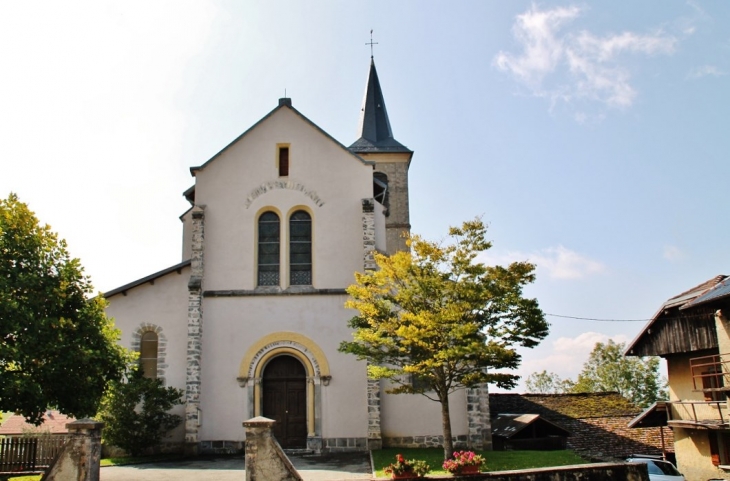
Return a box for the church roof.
[104,259,191,298]
[191,98,372,175]
[349,59,411,154]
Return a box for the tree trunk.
[440,393,454,460]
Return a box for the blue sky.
[1,1,728,390]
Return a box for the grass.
[372,448,588,478]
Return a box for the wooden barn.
[490,392,672,461]
[626,274,730,481]
[491,413,570,451]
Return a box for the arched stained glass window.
[289,210,312,286]
[140,331,158,379]
[258,212,280,286]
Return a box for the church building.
[105,58,491,454]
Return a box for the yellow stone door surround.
[238,332,331,441]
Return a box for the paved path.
[101,452,373,481]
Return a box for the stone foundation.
[194,437,368,454]
[383,435,469,449]
[199,440,244,454]
[322,437,367,452]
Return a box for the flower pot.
[458,465,481,475]
[391,474,417,480]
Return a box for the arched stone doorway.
[238,332,331,452]
[262,355,307,449]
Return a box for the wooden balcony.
[667,400,729,429]
[664,353,730,428]
[690,353,730,395]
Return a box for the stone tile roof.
[0,410,74,435]
[490,392,639,419]
[490,393,673,460]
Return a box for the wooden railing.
[690,353,730,393]
[668,400,729,426]
[0,436,68,474]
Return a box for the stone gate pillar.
[243,417,302,481]
[43,419,103,481]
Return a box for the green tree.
[97,368,183,456]
[339,218,548,459]
[525,370,574,394]
[571,339,667,408]
[0,194,131,424]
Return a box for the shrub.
[97,368,183,456]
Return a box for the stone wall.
[199,440,244,454]
[322,437,367,452]
[406,463,649,481]
[467,384,492,450]
[372,162,410,255]
[383,434,469,449]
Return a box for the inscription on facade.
[244,181,325,208]
[247,340,321,379]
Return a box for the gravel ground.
[101,452,373,481]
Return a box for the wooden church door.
[262,355,307,448]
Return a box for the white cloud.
[663,245,685,262]
[530,245,606,280]
[547,332,629,376]
[478,245,606,280]
[497,332,632,392]
[494,4,677,111]
[688,65,727,79]
[553,331,629,353]
[494,5,581,86]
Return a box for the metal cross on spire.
[366,29,378,58]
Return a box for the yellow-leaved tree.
[339,218,548,459]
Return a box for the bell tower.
[349,58,413,254]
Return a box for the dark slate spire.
[349,59,411,153]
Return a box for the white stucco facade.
[105,65,491,454]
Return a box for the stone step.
[284,448,314,456]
